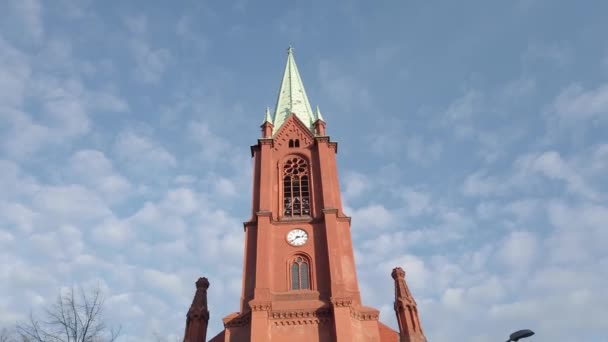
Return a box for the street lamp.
[506,329,535,341]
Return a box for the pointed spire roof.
[315,105,324,122]
[272,46,315,134]
[262,107,273,124]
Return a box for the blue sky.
[1,0,607,341]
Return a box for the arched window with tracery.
[283,157,310,217]
[290,256,310,290]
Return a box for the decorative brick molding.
[273,116,313,152]
[350,308,380,321]
[270,309,332,326]
[272,291,320,301]
[330,297,353,307]
[272,318,331,326]
[249,301,272,312]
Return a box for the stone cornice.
[350,307,380,321]
[330,297,353,308]
[258,138,274,146]
[270,308,332,326]
[223,312,251,328]
[249,300,272,312]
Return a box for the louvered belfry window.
[283,157,310,217]
[291,256,310,290]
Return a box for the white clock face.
[286,229,308,247]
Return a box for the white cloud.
[212,177,238,197]
[8,0,44,41]
[404,136,442,165]
[441,287,465,309]
[130,40,171,84]
[0,36,31,108]
[443,89,483,138]
[522,42,572,67]
[124,14,147,35]
[114,131,177,168]
[161,188,199,215]
[318,60,371,111]
[350,204,395,231]
[124,15,171,85]
[0,230,15,243]
[342,171,370,201]
[187,121,233,160]
[32,184,112,222]
[92,217,134,246]
[517,150,599,200]
[498,231,538,269]
[399,188,432,216]
[0,202,37,233]
[70,149,133,202]
[462,171,506,197]
[551,82,608,124]
[141,269,184,298]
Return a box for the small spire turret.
[392,268,427,342]
[184,277,210,342]
[313,106,326,136]
[261,107,274,138]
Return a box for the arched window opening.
[294,139,300,148]
[283,157,310,217]
[290,256,310,290]
[288,139,294,148]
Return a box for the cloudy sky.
[1,0,607,341]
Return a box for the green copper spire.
[262,107,273,124]
[272,47,315,134]
[315,105,324,122]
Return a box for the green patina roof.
[271,47,316,135]
[262,107,272,125]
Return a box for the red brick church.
[183,48,426,342]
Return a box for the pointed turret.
[313,105,326,136]
[392,267,427,342]
[184,277,210,342]
[261,107,274,138]
[272,46,315,134]
[315,105,324,122]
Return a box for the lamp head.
[509,329,535,341]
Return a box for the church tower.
[184,48,427,342]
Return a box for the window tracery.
[290,256,310,290]
[283,157,310,217]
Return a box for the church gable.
[272,113,314,152]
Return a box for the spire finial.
[263,107,272,124]
[287,45,294,55]
[315,105,324,121]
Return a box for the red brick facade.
[184,52,426,342]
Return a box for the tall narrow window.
[290,256,310,290]
[283,157,310,217]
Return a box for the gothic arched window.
[290,256,310,290]
[283,157,310,217]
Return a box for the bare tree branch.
[16,286,120,342]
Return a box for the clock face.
[286,229,308,247]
